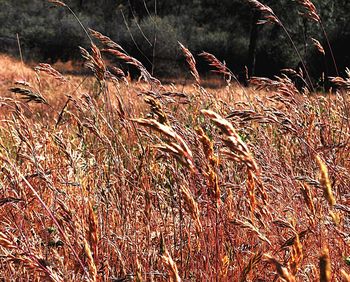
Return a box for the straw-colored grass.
[1,17,350,281]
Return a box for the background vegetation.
[0,0,349,78]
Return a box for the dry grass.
[1,23,350,282]
[0,54,34,83]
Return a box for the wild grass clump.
[1,1,350,281]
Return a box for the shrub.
[117,15,186,77]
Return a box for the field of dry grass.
[1,12,350,281]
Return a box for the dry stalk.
[264,254,296,282]
[180,185,202,233]
[273,219,296,230]
[311,38,325,55]
[240,251,263,281]
[196,127,221,205]
[102,48,161,86]
[144,96,168,124]
[319,247,331,282]
[341,269,350,281]
[316,155,336,206]
[34,63,67,82]
[47,0,67,7]
[219,255,230,280]
[329,75,350,90]
[233,219,271,246]
[199,52,231,78]
[84,239,98,282]
[178,42,200,85]
[80,44,106,84]
[246,0,281,25]
[0,154,89,277]
[89,28,125,51]
[0,232,17,250]
[201,109,267,211]
[9,87,48,105]
[136,258,143,281]
[295,0,339,76]
[201,109,259,173]
[246,0,315,91]
[226,109,274,124]
[300,183,316,216]
[133,118,195,172]
[110,66,127,82]
[224,187,234,220]
[288,232,303,275]
[247,170,257,213]
[0,232,63,282]
[160,235,181,282]
[280,229,310,251]
[160,250,181,282]
[296,0,320,22]
[88,201,99,264]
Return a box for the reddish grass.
[0,33,350,282]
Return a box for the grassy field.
[1,27,350,282]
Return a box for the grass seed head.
[48,0,67,7]
[311,38,325,55]
[179,42,200,85]
[316,155,336,206]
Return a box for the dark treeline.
[0,0,349,80]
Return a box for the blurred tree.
[0,0,348,78]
